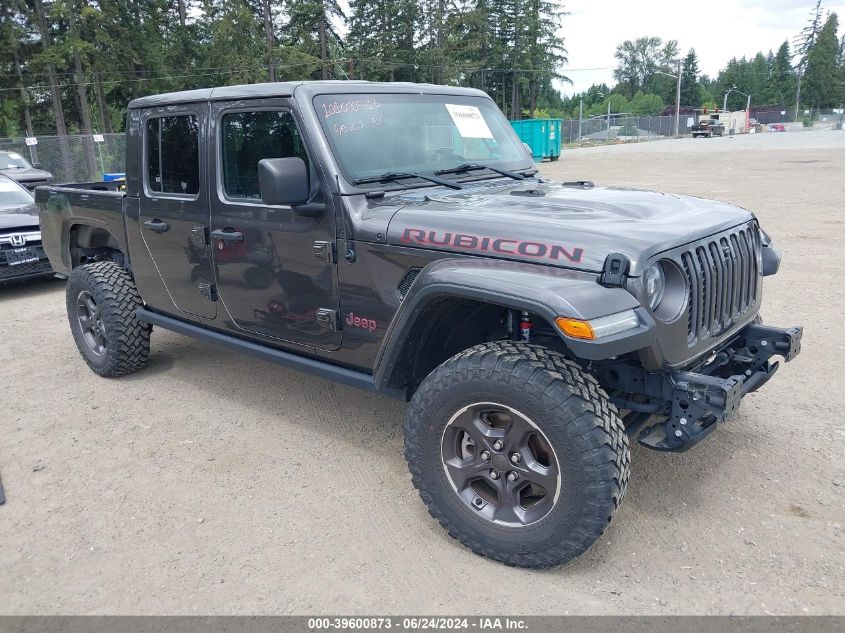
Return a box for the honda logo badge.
[9,234,26,247]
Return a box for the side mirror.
[258,157,309,207]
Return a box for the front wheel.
[404,342,630,568]
[66,261,151,377]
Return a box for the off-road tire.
[404,341,630,568]
[66,261,150,377]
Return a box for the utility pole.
[655,64,682,136]
[578,98,583,141]
[596,92,606,142]
[733,88,751,132]
[674,58,681,136]
[723,85,736,113]
[746,93,751,130]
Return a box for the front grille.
[679,223,761,345]
[0,257,51,280]
[0,241,50,280]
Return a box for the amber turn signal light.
[555,317,595,340]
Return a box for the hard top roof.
[127,80,489,109]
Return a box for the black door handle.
[143,219,170,233]
[210,228,244,242]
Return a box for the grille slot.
[679,224,760,345]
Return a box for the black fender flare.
[373,258,656,391]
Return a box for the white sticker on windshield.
[445,104,494,139]
[8,152,22,160]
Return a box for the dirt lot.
[1,131,842,615]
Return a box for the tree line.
[0,0,568,139]
[558,3,844,121]
[2,0,843,145]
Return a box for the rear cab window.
[145,114,200,196]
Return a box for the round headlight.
[644,263,665,310]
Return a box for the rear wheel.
[66,261,150,377]
[404,342,630,568]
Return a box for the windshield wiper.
[353,172,463,190]
[434,162,528,180]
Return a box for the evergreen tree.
[793,0,825,116]
[803,12,841,108]
[348,0,418,81]
[794,0,824,69]
[679,48,700,107]
[282,0,345,79]
[766,41,797,107]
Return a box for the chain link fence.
[563,115,685,144]
[0,133,125,184]
[561,108,845,146]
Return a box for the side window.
[221,110,308,200]
[146,115,200,195]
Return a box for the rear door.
[138,105,216,319]
[208,99,341,350]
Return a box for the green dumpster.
[509,119,562,161]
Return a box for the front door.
[209,101,340,350]
[138,105,216,319]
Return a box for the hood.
[0,167,53,184]
[385,180,754,274]
[0,202,39,231]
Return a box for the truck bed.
[34,181,128,275]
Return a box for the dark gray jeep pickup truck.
[37,81,802,568]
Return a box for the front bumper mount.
[603,323,803,452]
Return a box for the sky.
[560,0,845,95]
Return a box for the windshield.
[0,178,34,207]
[312,93,530,186]
[0,151,32,170]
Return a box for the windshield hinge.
[313,240,336,263]
[197,282,218,302]
[598,252,630,288]
[316,308,338,331]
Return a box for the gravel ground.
[0,130,842,615]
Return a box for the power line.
[0,61,615,82]
[0,59,610,93]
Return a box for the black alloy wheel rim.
[440,402,561,527]
[76,290,107,356]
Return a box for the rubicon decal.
[400,228,584,264]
